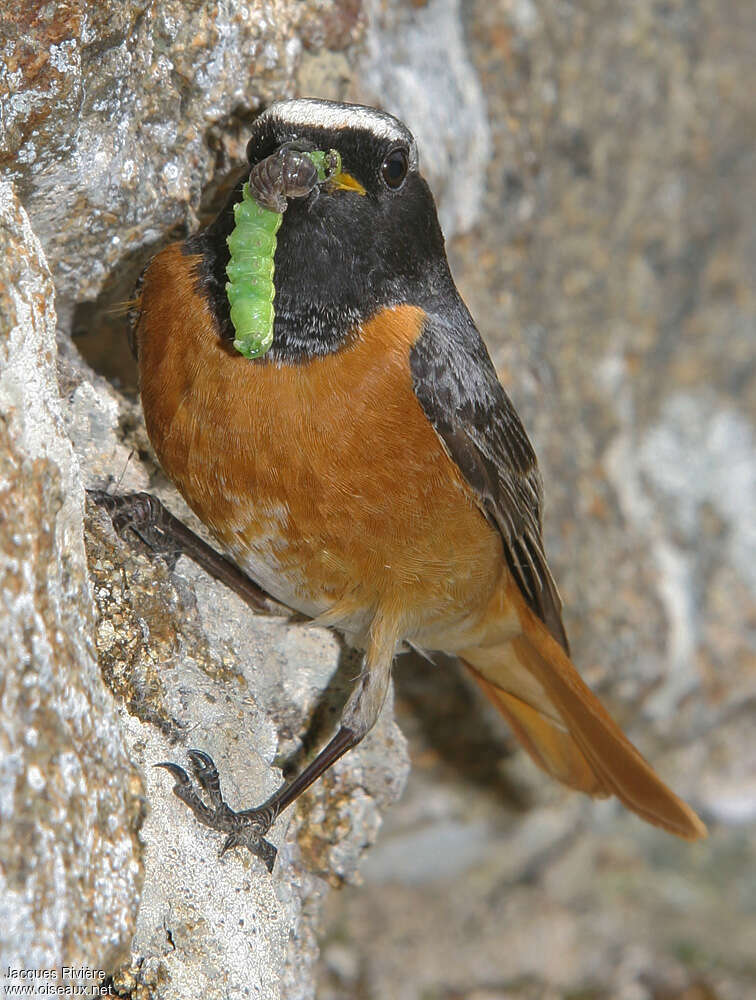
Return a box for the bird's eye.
[380,148,409,190]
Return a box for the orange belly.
[136,245,504,643]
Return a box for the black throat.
[184,172,458,365]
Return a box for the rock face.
[0,184,142,981]
[2,0,754,998]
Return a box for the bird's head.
[202,99,456,361]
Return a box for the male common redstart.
[105,99,706,870]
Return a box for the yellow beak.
[328,171,366,196]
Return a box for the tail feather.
[460,598,707,841]
[466,665,608,797]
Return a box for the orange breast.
[136,244,504,640]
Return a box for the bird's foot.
[155,749,279,872]
[87,489,288,615]
[87,489,180,559]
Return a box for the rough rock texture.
[0,183,142,979]
[317,1,756,998]
[354,0,491,237]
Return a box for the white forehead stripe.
[260,99,417,163]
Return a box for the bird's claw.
[155,750,279,872]
[87,489,180,560]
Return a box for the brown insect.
[248,143,338,213]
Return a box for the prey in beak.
[308,148,366,197]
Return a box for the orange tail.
[460,600,707,840]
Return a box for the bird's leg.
[92,487,397,870]
[156,650,393,870]
[156,728,359,872]
[87,489,290,616]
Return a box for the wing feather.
[410,309,569,651]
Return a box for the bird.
[119,98,706,869]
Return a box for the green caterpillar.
[226,147,341,359]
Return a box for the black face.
[189,101,458,362]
